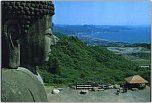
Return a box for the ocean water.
[54,25,151,43]
[93,26,151,43]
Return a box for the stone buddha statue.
[1,1,58,102]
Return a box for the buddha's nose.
[45,28,59,45]
[52,35,59,45]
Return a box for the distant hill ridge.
[38,32,150,85]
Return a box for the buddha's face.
[2,13,57,67]
[30,28,59,66]
[43,28,59,62]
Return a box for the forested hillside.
[38,32,150,85]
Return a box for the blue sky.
[53,1,150,25]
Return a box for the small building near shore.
[125,75,148,89]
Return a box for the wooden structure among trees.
[125,75,148,89]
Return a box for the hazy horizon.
[54,24,150,26]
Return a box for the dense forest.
[38,32,150,86]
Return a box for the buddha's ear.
[16,39,21,44]
[8,35,15,49]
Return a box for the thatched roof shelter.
[125,75,148,84]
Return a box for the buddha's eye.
[45,33,52,37]
[49,33,53,36]
[46,33,50,35]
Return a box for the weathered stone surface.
[17,67,44,85]
[2,1,55,68]
[2,20,21,69]
[2,69,47,102]
[1,1,58,102]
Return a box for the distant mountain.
[128,43,151,49]
[53,25,150,45]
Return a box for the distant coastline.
[53,25,150,44]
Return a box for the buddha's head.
[2,1,57,69]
